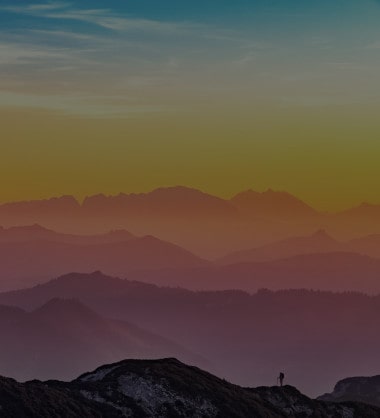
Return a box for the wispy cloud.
[0,2,189,116]
[0,39,78,68]
[0,91,168,118]
[0,2,67,13]
[0,2,200,35]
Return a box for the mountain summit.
[0,358,379,417]
[230,189,318,219]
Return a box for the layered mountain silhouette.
[230,189,319,219]
[347,233,380,259]
[2,186,380,408]
[132,252,380,294]
[338,202,380,221]
[318,375,380,408]
[0,297,203,382]
[0,224,135,244]
[2,272,380,396]
[3,224,380,293]
[218,229,342,264]
[2,186,380,257]
[219,229,380,265]
[0,187,237,225]
[82,186,237,218]
[0,227,207,291]
[0,358,379,418]
[0,195,80,222]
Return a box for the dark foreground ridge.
[318,375,380,408]
[0,358,378,418]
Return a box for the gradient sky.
[1,0,380,211]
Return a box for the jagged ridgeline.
[0,359,379,418]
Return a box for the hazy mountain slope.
[218,230,343,264]
[348,234,380,259]
[0,224,135,245]
[3,187,380,258]
[132,252,380,294]
[217,228,380,266]
[0,298,203,382]
[0,187,236,223]
[82,186,237,219]
[0,235,207,291]
[230,189,319,220]
[0,187,328,258]
[0,196,80,222]
[1,272,380,396]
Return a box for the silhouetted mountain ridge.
[218,230,342,264]
[0,294,203,382]
[0,224,135,244]
[133,251,380,294]
[0,232,207,291]
[81,186,237,218]
[318,375,380,408]
[0,358,379,417]
[1,272,380,395]
[3,186,380,257]
[230,189,319,219]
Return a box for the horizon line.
[0,184,376,214]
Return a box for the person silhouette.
[278,372,285,387]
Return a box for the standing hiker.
[278,372,285,387]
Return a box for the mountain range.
[218,229,341,264]
[132,251,380,294]
[0,298,202,382]
[2,186,380,257]
[1,271,380,396]
[218,229,380,264]
[0,358,379,418]
[0,225,207,291]
[0,224,136,244]
[3,225,380,294]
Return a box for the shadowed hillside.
[0,298,203,381]
[1,272,380,396]
[1,358,379,418]
[318,375,380,408]
[0,231,207,291]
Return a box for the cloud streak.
[0,91,167,118]
[1,2,201,35]
[2,0,379,118]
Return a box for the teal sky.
[1,0,380,115]
[1,1,380,210]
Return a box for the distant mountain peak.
[57,270,110,281]
[230,188,318,218]
[140,234,160,242]
[311,229,335,240]
[0,224,50,233]
[51,271,116,288]
[16,224,50,232]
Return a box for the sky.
[1,0,380,211]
